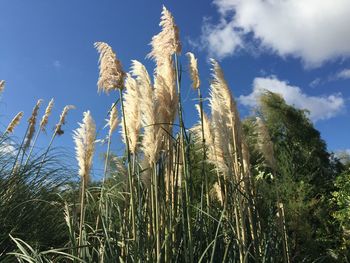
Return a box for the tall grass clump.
[6,6,264,262]
[10,5,347,263]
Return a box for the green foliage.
[333,168,350,255]
[0,136,72,260]
[243,91,345,262]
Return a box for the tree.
[243,91,343,262]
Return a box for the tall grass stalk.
[36,105,74,177]
[119,88,136,241]
[174,53,193,263]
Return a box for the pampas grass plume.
[148,5,181,62]
[73,111,96,184]
[40,98,54,131]
[0,80,5,94]
[107,103,118,137]
[24,99,43,149]
[55,105,75,135]
[94,42,126,93]
[186,52,200,89]
[5,111,24,134]
[122,73,141,154]
[131,60,161,164]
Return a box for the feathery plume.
[131,60,162,164]
[211,182,223,204]
[186,52,200,89]
[55,105,75,135]
[106,103,118,138]
[73,111,96,185]
[94,42,126,93]
[24,99,43,149]
[241,139,251,173]
[153,56,178,132]
[195,104,213,146]
[112,156,128,183]
[210,59,240,129]
[210,59,243,160]
[40,99,54,131]
[121,73,141,154]
[194,104,217,162]
[208,67,231,174]
[256,117,277,171]
[148,7,180,129]
[5,112,24,134]
[148,6,181,64]
[0,80,5,94]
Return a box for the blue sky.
[1,0,350,178]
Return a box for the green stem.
[174,53,193,263]
[10,125,29,175]
[153,164,161,261]
[78,176,86,258]
[36,131,57,177]
[119,88,136,241]
[24,128,41,167]
[198,88,210,213]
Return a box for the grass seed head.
[73,111,96,185]
[186,52,200,89]
[40,98,54,132]
[55,105,75,136]
[24,99,43,149]
[5,111,24,134]
[0,80,5,94]
[94,42,126,93]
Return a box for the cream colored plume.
[194,104,215,157]
[94,42,126,93]
[154,56,178,132]
[40,98,54,131]
[210,59,240,128]
[241,139,252,178]
[24,99,43,149]
[55,105,75,135]
[0,80,5,94]
[211,182,223,204]
[148,7,180,129]
[208,62,231,174]
[148,6,181,64]
[112,157,128,183]
[106,103,118,137]
[256,117,276,171]
[208,59,244,176]
[186,52,200,89]
[5,112,24,134]
[121,73,141,154]
[131,60,162,165]
[73,111,96,184]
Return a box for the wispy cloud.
[201,0,350,67]
[336,68,350,80]
[239,76,345,121]
[309,78,322,88]
[53,60,62,69]
[0,142,16,155]
[334,149,350,164]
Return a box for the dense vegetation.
[0,6,349,263]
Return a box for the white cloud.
[336,68,350,79]
[334,149,350,164]
[309,78,322,88]
[201,18,243,58]
[201,0,350,67]
[0,142,16,155]
[239,76,345,121]
[53,60,61,69]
